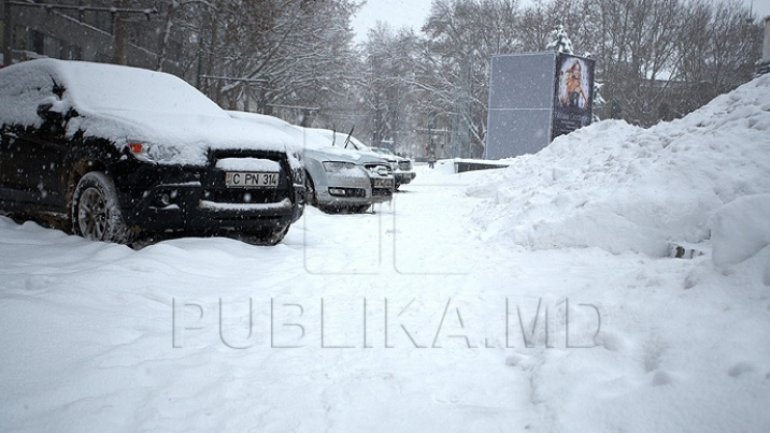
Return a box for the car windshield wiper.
[343,126,355,149]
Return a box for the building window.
[43,35,62,58]
[31,30,44,54]
[64,44,81,60]
[13,26,28,51]
[83,9,114,34]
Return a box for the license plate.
[373,178,393,189]
[225,172,279,188]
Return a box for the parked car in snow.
[304,128,395,207]
[336,135,416,189]
[369,146,417,189]
[228,112,394,213]
[0,59,304,245]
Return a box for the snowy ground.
[3,76,770,433]
[1,162,768,433]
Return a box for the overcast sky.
[352,0,770,44]
[351,0,433,43]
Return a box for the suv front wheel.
[72,171,132,244]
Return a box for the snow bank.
[471,74,770,256]
[710,194,770,267]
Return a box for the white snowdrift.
[710,193,770,267]
[1,164,769,433]
[471,74,770,257]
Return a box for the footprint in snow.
[24,275,58,291]
[727,362,755,378]
[595,331,626,353]
[651,370,673,386]
[505,353,527,367]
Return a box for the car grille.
[203,188,288,204]
[398,161,412,171]
[364,163,392,175]
[372,187,393,197]
[328,187,367,198]
[205,150,293,205]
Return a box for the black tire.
[240,225,289,246]
[318,205,339,214]
[322,205,369,214]
[71,171,132,244]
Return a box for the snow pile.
[471,74,770,257]
[710,194,770,267]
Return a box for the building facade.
[1,0,184,76]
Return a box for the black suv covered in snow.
[0,59,304,245]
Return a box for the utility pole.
[112,1,128,65]
[3,0,12,66]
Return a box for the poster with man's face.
[552,53,594,139]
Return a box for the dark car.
[0,59,304,245]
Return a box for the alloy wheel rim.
[78,187,108,240]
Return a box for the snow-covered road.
[1,166,768,433]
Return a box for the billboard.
[486,52,595,160]
[552,53,595,139]
[485,53,556,160]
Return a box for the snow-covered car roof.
[0,59,292,165]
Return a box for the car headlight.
[127,141,155,163]
[127,141,181,164]
[323,161,357,172]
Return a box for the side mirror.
[37,102,63,123]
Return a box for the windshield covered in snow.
[226,112,366,160]
[299,128,376,152]
[371,147,396,156]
